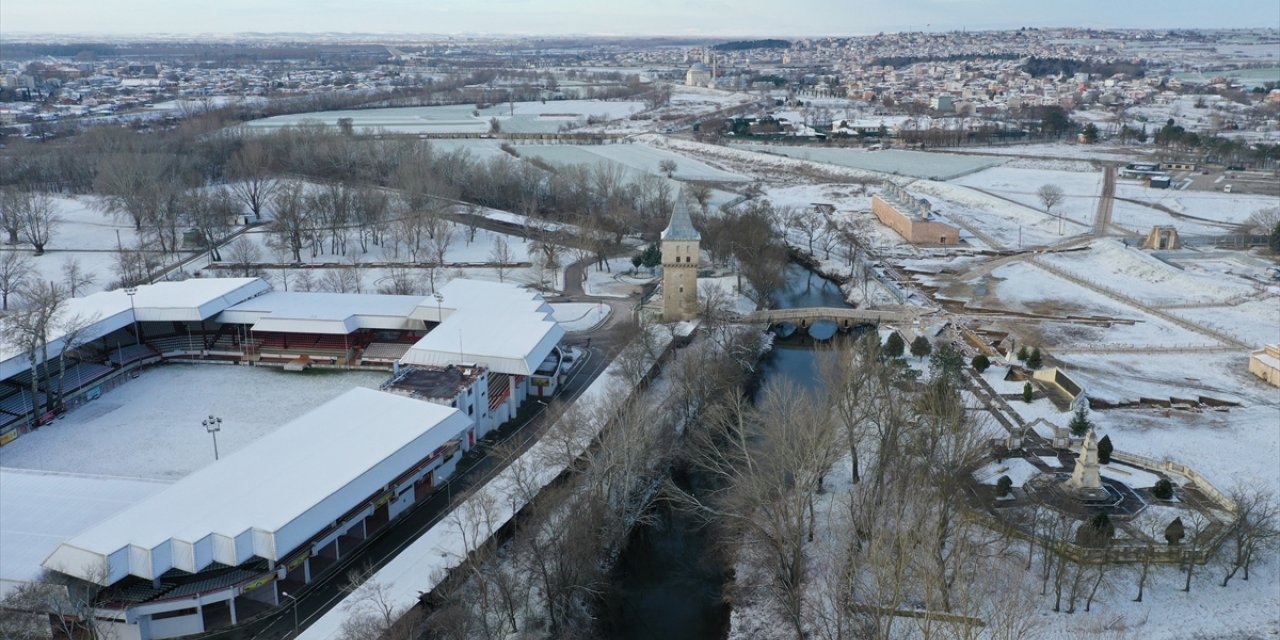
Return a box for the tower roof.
[662,198,701,242]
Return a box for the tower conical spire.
[661,196,700,242]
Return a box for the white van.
[1223,184,1232,193]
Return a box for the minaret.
[661,196,700,322]
[1065,429,1107,499]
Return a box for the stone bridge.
[736,306,924,327]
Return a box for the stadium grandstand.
[41,388,472,639]
[2,276,568,640]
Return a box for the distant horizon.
[3,0,1277,40]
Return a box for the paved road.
[1092,165,1116,236]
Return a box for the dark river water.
[605,263,847,640]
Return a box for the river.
[605,263,848,640]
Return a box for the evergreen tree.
[1097,434,1113,464]
[639,244,662,270]
[971,354,991,373]
[1068,405,1092,437]
[1164,516,1186,545]
[1270,220,1280,255]
[1078,512,1116,547]
[996,475,1013,497]
[1152,478,1174,500]
[1017,345,1029,362]
[884,332,905,358]
[1022,382,1034,404]
[910,335,931,360]
[1026,347,1043,369]
[1081,122,1100,143]
[929,343,964,379]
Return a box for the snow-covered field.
[583,258,655,298]
[518,145,743,207]
[243,100,646,134]
[911,180,1091,248]
[954,165,1104,230]
[1037,240,1258,307]
[1114,183,1275,229]
[0,364,388,480]
[731,144,1007,180]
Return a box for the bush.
[1022,382,1033,404]
[1164,516,1186,545]
[971,354,991,373]
[1097,434,1113,464]
[996,474,1013,497]
[884,332,905,358]
[1152,478,1174,500]
[1077,512,1116,547]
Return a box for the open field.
[243,100,646,134]
[731,144,1007,180]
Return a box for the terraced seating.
[361,342,413,362]
[107,343,158,366]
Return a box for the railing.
[737,306,920,325]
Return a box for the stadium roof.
[43,388,469,585]
[0,469,168,591]
[218,291,428,334]
[0,278,270,380]
[401,280,563,376]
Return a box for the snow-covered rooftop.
[42,388,470,585]
[218,291,428,334]
[0,278,270,380]
[402,280,564,376]
[0,469,167,590]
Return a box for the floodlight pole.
[124,287,139,347]
[203,415,222,460]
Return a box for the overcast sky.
[2,0,1276,36]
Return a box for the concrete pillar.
[229,598,238,625]
[304,557,312,584]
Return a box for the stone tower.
[661,197,700,322]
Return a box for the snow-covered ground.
[2,194,173,297]
[1037,240,1259,307]
[583,258,655,298]
[973,457,1041,487]
[911,179,1091,249]
[731,144,1007,180]
[1114,183,1275,229]
[549,302,611,332]
[0,364,388,480]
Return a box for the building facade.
[871,183,961,245]
[1249,344,1280,387]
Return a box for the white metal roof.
[42,388,470,585]
[1,278,270,380]
[401,280,563,376]
[0,469,168,585]
[217,291,428,334]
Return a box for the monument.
[1064,429,1110,500]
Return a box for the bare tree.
[321,265,361,293]
[0,187,24,245]
[1038,184,1065,234]
[489,235,513,283]
[0,250,33,310]
[60,257,95,298]
[1220,488,1279,587]
[378,267,423,295]
[268,181,310,263]
[225,235,264,278]
[18,191,59,255]
[658,159,678,178]
[4,281,67,416]
[228,141,278,222]
[338,565,425,640]
[184,189,237,261]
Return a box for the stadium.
[0,276,568,640]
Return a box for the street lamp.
[202,415,222,460]
[123,286,139,347]
[433,292,444,324]
[281,591,299,638]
